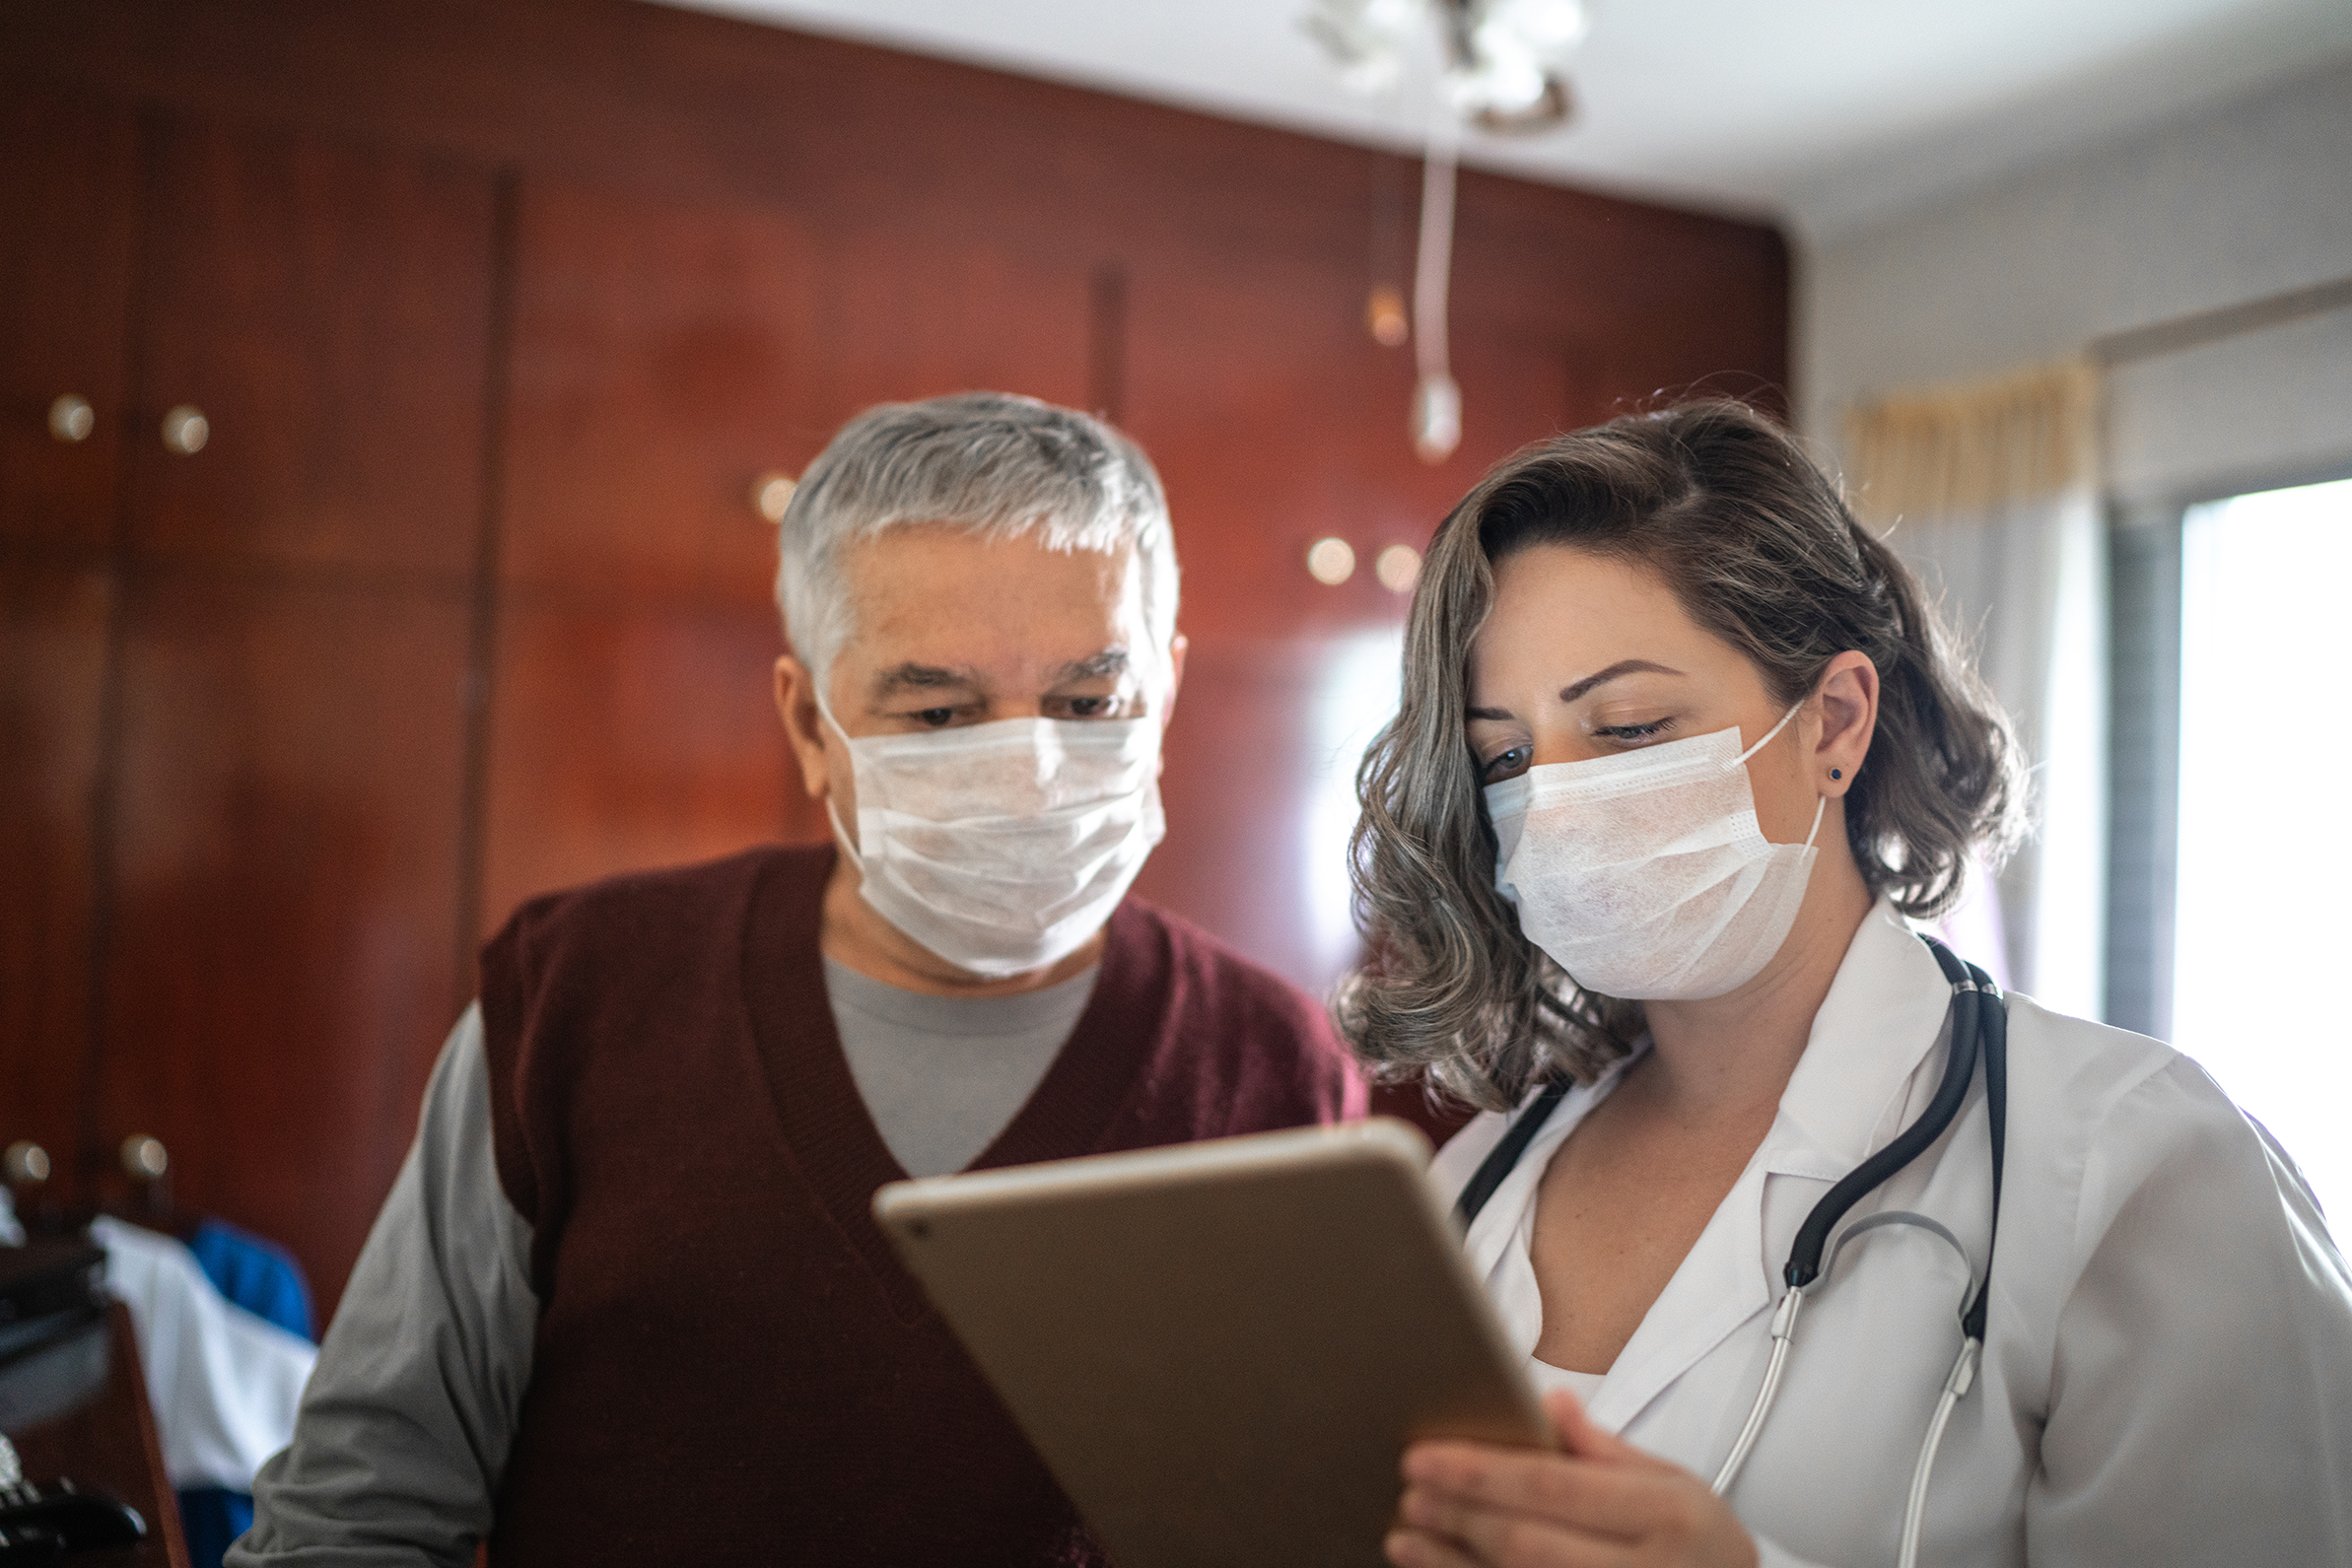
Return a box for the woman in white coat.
[1342,401,2352,1568]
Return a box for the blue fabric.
[187,1219,314,1341]
[180,1219,314,1568]
[177,1488,254,1568]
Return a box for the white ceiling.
[652,0,2352,235]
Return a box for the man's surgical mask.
[1485,704,1824,1001]
[821,699,1166,978]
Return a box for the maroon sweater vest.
[477,844,1363,1566]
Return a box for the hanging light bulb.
[1413,375,1461,464]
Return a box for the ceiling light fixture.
[1303,0,1585,136]
[1303,0,1589,463]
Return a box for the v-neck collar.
[738,845,1167,1322]
[1467,899,1957,1431]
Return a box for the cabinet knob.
[48,394,96,443]
[3,1140,50,1187]
[120,1133,170,1180]
[161,404,209,455]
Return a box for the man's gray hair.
[775,391,1179,692]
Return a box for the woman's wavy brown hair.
[1339,400,2025,1111]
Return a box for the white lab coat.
[1434,899,2352,1567]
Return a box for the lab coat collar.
[1766,899,1954,1173]
[1585,897,1954,1431]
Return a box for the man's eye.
[914,707,957,727]
[1065,696,1113,718]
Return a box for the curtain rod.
[2091,272,2352,368]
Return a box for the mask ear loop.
[1726,701,1828,851]
[810,689,870,873]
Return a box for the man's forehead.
[865,647,1134,697]
[843,522,1136,572]
[835,527,1154,666]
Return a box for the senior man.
[233,393,1364,1567]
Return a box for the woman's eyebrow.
[1559,658,1682,703]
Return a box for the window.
[2173,476,2352,1222]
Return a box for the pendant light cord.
[1411,113,1463,461]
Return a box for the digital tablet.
[871,1118,1549,1568]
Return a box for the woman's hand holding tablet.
[1390,1390,1757,1568]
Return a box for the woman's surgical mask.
[1485,704,1825,1001]
[820,699,1166,978]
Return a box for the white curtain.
[1846,363,2108,1017]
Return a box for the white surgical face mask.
[1485,703,1825,1001]
[820,699,1166,978]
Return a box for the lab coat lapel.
[1773,903,1954,1169]
[1586,902,1953,1434]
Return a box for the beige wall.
[1796,55,2352,502]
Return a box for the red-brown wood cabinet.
[1,0,1787,1311]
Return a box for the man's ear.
[1160,633,1189,728]
[774,655,831,800]
[1813,650,1879,798]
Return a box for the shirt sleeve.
[230,1004,539,1568]
[2026,1055,2352,1563]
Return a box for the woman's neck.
[1633,852,1876,1122]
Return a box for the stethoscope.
[1455,934,2007,1568]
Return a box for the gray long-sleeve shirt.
[231,1007,535,1568]
[233,963,1094,1566]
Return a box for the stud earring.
[1830,768,1843,781]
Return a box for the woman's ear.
[1814,651,1879,798]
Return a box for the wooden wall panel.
[81,114,497,1304]
[481,598,818,933]
[500,181,826,606]
[810,225,1094,425]
[1139,634,1408,996]
[1127,241,1580,645]
[0,91,138,553]
[98,576,470,1306]
[128,116,496,578]
[0,565,113,1195]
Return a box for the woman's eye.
[1594,718,1674,744]
[1481,746,1531,784]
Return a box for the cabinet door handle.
[161,404,210,455]
[120,1133,171,1180]
[3,1140,50,1187]
[48,394,96,443]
